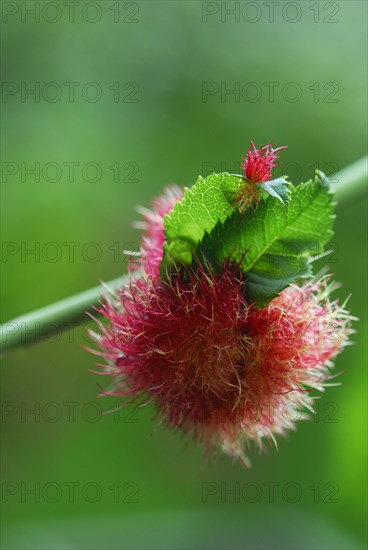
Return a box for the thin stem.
[330,156,367,200]
[0,276,129,353]
[1,157,367,354]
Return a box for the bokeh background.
[1,1,367,548]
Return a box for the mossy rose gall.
[90,143,354,465]
[241,141,287,183]
[235,141,288,208]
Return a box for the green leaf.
[197,176,336,306]
[257,177,292,205]
[161,173,243,274]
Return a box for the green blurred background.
[1,1,367,548]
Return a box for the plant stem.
[0,276,129,353]
[330,156,367,201]
[1,157,367,354]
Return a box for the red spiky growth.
[95,267,352,465]
[242,141,287,183]
[236,142,287,208]
[135,185,183,279]
[91,189,353,465]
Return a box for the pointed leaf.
[257,177,292,205]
